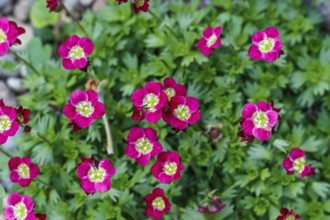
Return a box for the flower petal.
[242,103,258,119]
[145,110,162,123]
[282,157,294,171]
[252,127,272,141]
[127,127,145,142]
[8,157,21,170]
[131,88,147,107]
[248,45,262,60]
[78,37,94,56]
[70,90,88,106]
[252,31,266,43]
[76,162,92,179]
[242,118,255,136]
[289,148,305,160]
[144,128,157,141]
[186,97,199,113]
[265,27,280,39]
[266,110,279,127]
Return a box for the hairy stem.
[0,147,14,158]
[9,49,41,75]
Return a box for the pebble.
[7,78,25,93]
[92,0,107,11]
[80,0,93,6]
[13,0,33,22]
[0,81,17,107]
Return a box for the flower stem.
[148,10,177,38]
[9,49,41,75]
[61,1,90,38]
[36,178,50,188]
[0,147,14,158]
[102,114,114,154]
[36,132,52,147]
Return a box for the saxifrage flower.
[9,157,40,187]
[36,214,47,220]
[46,0,61,12]
[162,77,187,101]
[144,188,170,219]
[0,104,19,145]
[126,127,163,166]
[196,26,222,57]
[58,35,94,71]
[132,0,150,14]
[15,106,31,125]
[239,101,280,142]
[0,17,25,57]
[3,193,36,220]
[64,90,105,130]
[282,147,315,178]
[276,208,300,220]
[131,81,168,123]
[198,198,226,214]
[151,152,184,184]
[117,0,128,4]
[76,156,116,195]
[248,27,283,62]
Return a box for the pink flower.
[126,127,163,166]
[131,82,168,123]
[0,105,19,145]
[282,148,315,178]
[239,101,280,142]
[46,0,61,12]
[8,157,40,187]
[144,188,170,219]
[15,106,31,125]
[3,193,36,220]
[276,208,300,220]
[117,0,128,4]
[132,0,150,14]
[198,198,226,214]
[36,214,47,220]
[58,35,94,71]
[151,152,184,184]
[164,96,200,131]
[76,156,116,195]
[0,17,25,57]
[196,26,222,56]
[248,27,283,62]
[63,90,105,130]
[162,77,187,101]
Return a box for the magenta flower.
[117,0,128,4]
[196,26,222,57]
[198,198,226,214]
[162,77,187,101]
[8,157,40,187]
[63,90,105,130]
[46,0,61,12]
[0,17,25,57]
[36,214,47,220]
[240,101,280,142]
[276,208,300,220]
[3,193,36,220]
[58,35,94,71]
[164,96,200,131]
[76,156,116,195]
[131,82,168,123]
[151,152,184,184]
[248,27,283,62]
[283,148,315,178]
[144,188,170,219]
[15,106,31,125]
[132,0,150,14]
[126,127,163,166]
[0,105,19,145]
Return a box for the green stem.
[9,49,41,75]
[0,147,14,158]
[36,132,52,147]
[148,10,177,38]
[36,178,50,188]
[61,2,90,38]
[102,114,114,154]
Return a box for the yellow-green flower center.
[17,164,30,179]
[0,115,11,133]
[135,138,153,154]
[152,197,166,211]
[135,0,144,7]
[14,202,28,220]
[258,38,275,53]
[164,88,176,100]
[69,46,84,60]
[143,93,159,112]
[163,162,177,175]
[174,105,191,121]
[76,101,94,117]
[88,167,106,183]
[252,111,268,128]
[207,34,217,47]
[293,157,305,174]
[0,29,7,43]
[285,215,295,220]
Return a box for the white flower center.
[0,29,7,43]
[293,157,305,174]
[207,34,217,47]
[135,138,153,154]
[285,215,295,220]
[163,162,177,175]
[88,167,106,183]
[14,202,28,220]
[252,111,269,128]
[174,105,191,121]
[17,164,30,179]
[143,93,159,112]
[152,197,166,211]
[0,115,11,133]
[164,88,176,100]
[69,46,84,60]
[75,101,94,117]
[258,38,275,53]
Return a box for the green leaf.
[30,0,59,28]
[273,139,290,153]
[0,184,5,198]
[312,182,330,199]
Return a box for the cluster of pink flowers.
[131,78,200,131]
[0,17,25,57]
[116,0,150,14]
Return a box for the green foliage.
[1,0,330,219]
